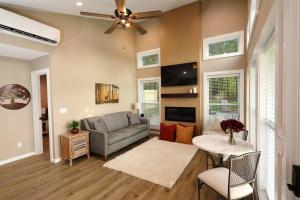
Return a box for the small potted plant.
[69,120,80,134]
[220,119,244,145]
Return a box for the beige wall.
[160,2,202,133]
[0,57,34,160]
[1,8,137,160]
[40,75,48,108]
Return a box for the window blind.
[258,34,275,200]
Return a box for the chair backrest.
[241,129,248,141]
[228,151,261,189]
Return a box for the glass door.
[138,78,160,128]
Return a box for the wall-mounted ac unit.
[0,8,60,46]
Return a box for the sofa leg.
[101,155,107,161]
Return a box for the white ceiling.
[0,43,48,60]
[0,0,197,16]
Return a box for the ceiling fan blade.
[131,11,162,19]
[132,23,147,35]
[115,0,127,14]
[80,12,115,19]
[104,23,118,34]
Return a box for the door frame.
[137,77,161,129]
[31,68,54,163]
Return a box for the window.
[137,48,160,69]
[204,70,244,128]
[203,31,244,60]
[258,33,275,200]
[138,78,160,128]
[247,0,260,47]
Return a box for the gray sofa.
[81,111,150,159]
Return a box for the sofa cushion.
[86,117,103,130]
[131,124,148,132]
[108,131,127,145]
[103,112,130,132]
[118,127,141,138]
[128,113,141,125]
[94,119,108,133]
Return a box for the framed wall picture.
[0,84,31,110]
[95,83,119,104]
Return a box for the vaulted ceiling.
[0,0,197,16]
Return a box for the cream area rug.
[103,137,198,188]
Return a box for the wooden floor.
[0,137,250,200]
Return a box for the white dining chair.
[197,151,261,200]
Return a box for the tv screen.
[161,62,198,86]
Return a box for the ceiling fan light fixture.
[125,22,130,27]
[121,19,126,24]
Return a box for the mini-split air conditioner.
[0,8,60,46]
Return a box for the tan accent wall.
[0,56,34,160]
[160,2,202,133]
[1,8,137,160]
[201,0,248,72]
[200,0,248,124]
[40,75,48,108]
[136,19,161,79]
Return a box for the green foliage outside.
[209,77,239,114]
[142,54,159,66]
[209,39,238,56]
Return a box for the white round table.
[192,135,254,167]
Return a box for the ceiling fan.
[80,0,163,35]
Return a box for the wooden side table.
[60,130,90,166]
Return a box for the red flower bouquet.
[220,119,244,145]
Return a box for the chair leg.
[198,179,204,200]
[251,193,255,200]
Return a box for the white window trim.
[137,48,160,69]
[203,31,244,60]
[247,0,261,48]
[203,69,245,129]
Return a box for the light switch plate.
[17,142,22,148]
[59,108,68,114]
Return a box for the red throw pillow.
[159,123,176,142]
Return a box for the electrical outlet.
[17,142,22,148]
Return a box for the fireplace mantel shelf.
[161,93,198,98]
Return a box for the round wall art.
[0,84,31,110]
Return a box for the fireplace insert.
[165,107,196,123]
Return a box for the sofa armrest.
[140,117,150,127]
[87,129,109,157]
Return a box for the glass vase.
[228,130,236,145]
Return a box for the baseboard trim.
[0,152,35,166]
[53,157,61,163]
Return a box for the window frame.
[137,48,161,69]
[203,69,245,129]
[203,31,245,60]
[247,0,261,48]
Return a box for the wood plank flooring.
[0,137,249,200]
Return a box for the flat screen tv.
[161,62,198,86]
